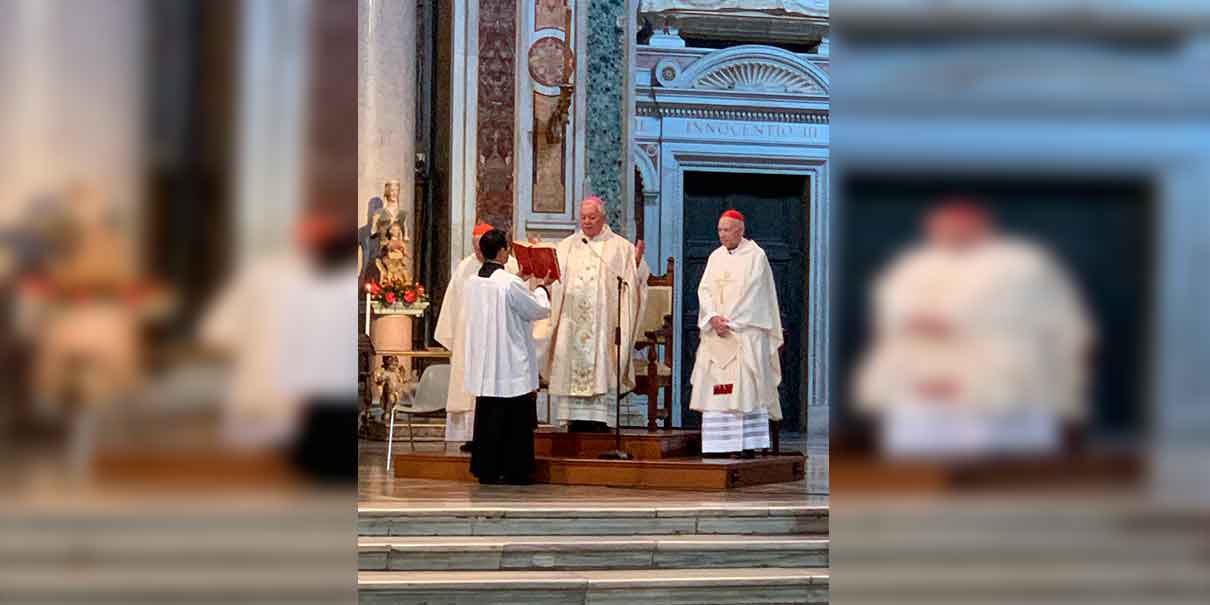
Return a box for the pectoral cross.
[714,271,735,307]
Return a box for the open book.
[512,241,560,280]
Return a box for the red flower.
[384,291,397,304]
[403,289,418,304]
[367,281,382,295]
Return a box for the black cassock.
[469,391,537,483]
[467,261,540,484]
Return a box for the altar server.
[461,229,555,484]
[690,210,784,457]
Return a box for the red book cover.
[512,241,560,280]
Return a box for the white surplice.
[855,236,1095,422]
[461,266,551,398]
[434,254,519,441]
[543,225,649,427]
[690,238,784,446]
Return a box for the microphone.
[582,236,628,286]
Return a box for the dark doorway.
[836,176,1153,443]
[681,171,810,431]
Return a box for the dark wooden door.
[681,171,809,431]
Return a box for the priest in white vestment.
[433,222,520,447]
[690,210,784,456]
[855,200,1095,457]
[461,229,555,484]
[543,197,650,432]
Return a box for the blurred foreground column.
[359,0,417,353]
[0,0,144,233]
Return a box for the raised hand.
[635,239,645,266]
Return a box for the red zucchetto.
[721,209,745,222]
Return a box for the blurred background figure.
[0,2,355,601]
[855,198,1094,458]
[831,2,1210,604]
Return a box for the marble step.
[359,567,830,604]
[359,534,829,571]
[358,503,828,537]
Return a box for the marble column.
[360,0,417,353]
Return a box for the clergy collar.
[479,259,506,278]
[725,238,750,255]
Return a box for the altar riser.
[390,453,806,491]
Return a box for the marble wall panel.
[476,0,519,234]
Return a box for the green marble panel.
[585,0,626,227]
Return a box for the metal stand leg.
[407,412,416,452]
[386,409,396,472]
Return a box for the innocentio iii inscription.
[677,120,828,144]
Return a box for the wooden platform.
[391,451,805,490]
[534,428,700,460]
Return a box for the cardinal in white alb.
[855,199,1095,457]
[543,196,650,431]
[690,210,784,456]
[434,222,520,448]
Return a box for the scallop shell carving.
[693,61,823,94]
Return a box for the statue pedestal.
[366,302,432,392]
[369,315,411,383]
[371,315,412,351]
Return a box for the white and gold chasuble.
[543,226,649,426]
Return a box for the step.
[391,451,807,489]
[358,503,828,537]
[359,534,829,571]
[358,568,830,604]
[534,428,701,460]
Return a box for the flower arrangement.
[365,277,428,307]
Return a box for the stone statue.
[374,223,412,285]
[371,180,408,247]
[363,179,410,284]
[372,355,415,418]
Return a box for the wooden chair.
[633,258,675,431]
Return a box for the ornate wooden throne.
[633,257,675,431]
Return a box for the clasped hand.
[709,315,731,337]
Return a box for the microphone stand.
[599,275,632,460]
